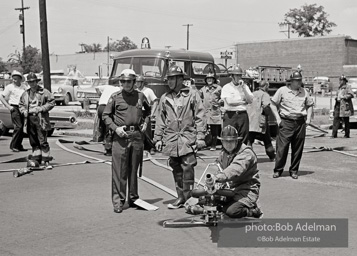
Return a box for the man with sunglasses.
[102,69,151,214]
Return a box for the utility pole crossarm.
[15,0,30,66]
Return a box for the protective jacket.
[215,144,260,193]
[19,87,55,132]
[154,87,206,157]
[199,84,222,125]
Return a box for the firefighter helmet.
[205,73,217,84]
[229,65,244,75]
[290,71,303,81]
[136,75,144,82]
[339,74,348,82]
[119,69,136,81]
[26,72,41,82]
[219,125,243,153]
[167,65,184,77]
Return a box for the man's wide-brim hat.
[339,75,348,82]
[11,70,25,81]
[26,73,41,82]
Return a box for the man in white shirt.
[135,75,158,154]
[0,70,28,152]
[221,65,254,144]
[95,83,121,156]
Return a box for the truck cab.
[109,48,231,99]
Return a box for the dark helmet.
[119,69,136,81]
[290,71,303,81]
[219,125,242,141]
[136,75,145,82]
[167,65,184,77]
[26,72,41,83]
[204,73,217,83]
[339,74,348,82]
[229,65,244,76]
[27,159,40,168]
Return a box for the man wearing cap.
[185,125,263,218]
[199,73,222,151]
[154,65,206,209]
[270,71,314,179]
[221,65,254,144]
[0,70,28,152]
[19,73,55,164]
[135,75,158,154]
[331,75,354,138]
[102,69,151,214]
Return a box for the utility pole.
[39,0,51,92]
[107,36,112,77]
[15,0,30,66]
[182,24,193,50]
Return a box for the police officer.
[0,70,28,152]
[154,65,206,209]
[19,73,55,164]
[199,73,222,151]
[270,71,314,179]
[102,69,151,213]
[221,65,254,144]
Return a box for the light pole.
[107,36,112,76]
[182,24,193,50]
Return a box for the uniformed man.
[247,80,275,160]
[199,73,222,151]
[186,125,263,218]
[19,73,55,164]
[270,71,314,179]
[0,70,28,152]
[154,65,206,209]
[102,69,151,214]
[221,65,254,144]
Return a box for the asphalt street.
[0,128,357,255]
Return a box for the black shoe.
[128,199,138,208]
[18,147,28,152]
[168,198,185,209]
[290,173,298,179]
[114,207,123,213]
[344,136,350,138]
[273,172,281,178]
[248,207,264,219]
[330,136,337,139]
[11,148,20,152]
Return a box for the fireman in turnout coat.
[102,69,151,214]
[19,73,55,164]
[154,65,206,209]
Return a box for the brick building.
[231,35,357,86]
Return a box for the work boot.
[113,206,123,213]
[168,197,185,209]
[247,206,263,219]
[273,172,281,178]
[266,146,275,161]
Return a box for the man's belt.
[281,116,305,121]
[10,104,19,107]
[123,125,140,132]
[28,113,38,116]
[225,110,247,114]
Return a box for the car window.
[195,62,216,75]
[93,79,109,86]
[112,58,132,77]
[132,57,165,78]
[51,78,68,84]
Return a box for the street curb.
[58,130,93,138]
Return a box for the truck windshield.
[112,57,165,78]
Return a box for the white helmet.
[119,69,136,81]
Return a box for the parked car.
[0,102,78,136]
[51,76,86,105]
[0,78,12,92]
[312,76,332,93]
[76,77,109,108]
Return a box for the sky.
[0,0,356,61]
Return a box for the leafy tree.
[282,4,337,37]
[80,43,103,53]
[7,46,42,73]
[103,36,137,52]
[0,58,7,73]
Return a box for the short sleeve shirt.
[271,86,314,119]
[98,85,121,105]
[221,82,253,111]
[1,83,28,105]
[139,87,157,105]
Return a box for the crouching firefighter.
[19,73,55,164]
[187,125,263,218]
[154,65,206,209]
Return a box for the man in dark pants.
[221,65,254,144]
[154,65,206,209]
[270,71,314,179]
[102,69,150,214]
[0,70,28,152]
